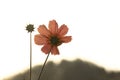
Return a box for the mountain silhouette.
[5,59,120,80]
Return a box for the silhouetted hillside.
[5,59,120,80]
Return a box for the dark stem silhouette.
[37,53,50,80]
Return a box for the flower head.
[26,24,34,32]
[34,20,72,55]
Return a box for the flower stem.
[30,32,32,80]
[37,53,50,80]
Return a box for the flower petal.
[48,20,58,34]
[34,34,47,45]
[58,24,68,36]
[61,36,72,43]
[51,46,59,55]
[38,25,51,37]
[41,44,52,54]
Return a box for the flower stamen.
[50,36,61,46]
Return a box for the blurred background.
[0,0,120,79]
[4,59,120,80]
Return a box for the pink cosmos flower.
[34,20,72,55]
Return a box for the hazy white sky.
[0,0,120,79]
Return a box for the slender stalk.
[30,32,32,80]
[37,53,50,80]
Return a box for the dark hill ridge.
[5,59,120,80]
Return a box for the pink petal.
[51,46,59,55]
[58,24,68,36]
[38,25,51,37]
[41,44,52,54]
[61,36,72,43]
[48,20,58,34]
[34,34,47,45]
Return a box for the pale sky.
[0,0,120,79]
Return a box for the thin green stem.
[30,32,32,80]
[37,53,50,80]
